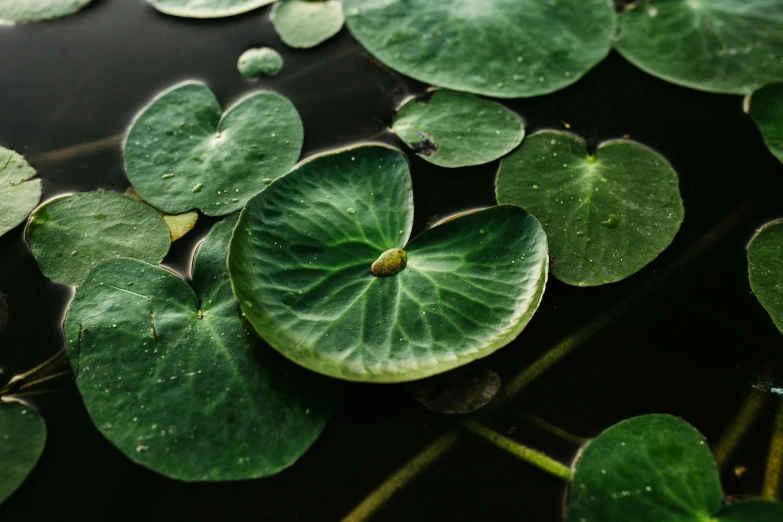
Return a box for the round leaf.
[0,0,93,24]
[0,401,46,504]
[567,414,722,522]
[717,501,783,521]
[748,82,783,165]
[63,217,335,482]
[27,191,171,286]
[229,145,548,383]
[342,0,616,98]
[615,0,783,95]
[272,0,344,49]
[391,90,525,168]
[0,146,41,239]
[237,47,284,78]
[747,219,783,335]
[123,81,303,216]
[146,0,275,18]
[496,131,684,286]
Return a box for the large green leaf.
[391,90,525,168]
[272,0,344,49]
[237,47,284,78]
[747,219,783,335]
[229,145,548,383]
[146,0,275,18]
[496,131,684,286]
[342,0,616,98]
[0,146,41,239]
[27,191,171,286]
[0,0,93,24]
[567,414,723,522]
[748,82,783,165]
[63,216,334,481]
[0,401,46,504]
[123,81,303,216]
[615,0,783,95]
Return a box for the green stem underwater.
[763,396,783,500]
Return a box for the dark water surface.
[1,1,783,521]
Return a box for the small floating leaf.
[237,47,284,78]
[407,366,501,415]
[229,145,548,383]
[272,0,344,49]
[747,219,783,335]
[615,0,783,94]
[496,131,684,286]
[0,146,41,239]
[0,0,94,24]
[0,402,46,505]
[63,215,335,481]
[343,0,616,98]
[27,191,171,286]
[146,0,275,18]
[123,81,303,216]
[748,82,783,165]
[391,90,525,168]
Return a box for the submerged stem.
[519,412,586,446]
[763,397,783,500]
[30,134,123,164]
[0,348,68,396]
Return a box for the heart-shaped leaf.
[27,191,171,286]
[615,0,783,95]
[237,47,284,78]
[748,82,783,165]
[229,145,548,383]
[747,219,783,335]
[343,0,616,98]
[123,81,303,216]
[0,401,46,505]
[272,0,344,49]
[391,90,525,168]
[0,146,41,239]
[146,0,275,18]
[567,414,783,522]
[0,0,93,24]
[63,215,335,481]
[496,131,684,286]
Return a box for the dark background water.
[1,1,783,521]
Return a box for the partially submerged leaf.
[343,0,616,98]
[391,90,524,168]
[747,219,783,335]
[229,145,549,383]
[237,47,284,78]
[146,0,275,18]
[124,186,198,241]
[272,0,344,49]
[123,81,303,216]
[0,0,93,24]
[63,216,335,481]
[0,401,46,504]
[496,131,684,286]
[26,191,171,286]
[615,0,783,95]
[0,146,41,239]
[407,366,501,414]
[747,82,783,165]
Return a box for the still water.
[1,1,783,520]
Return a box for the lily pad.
[747,82,783,165]
[272,0,344,49]
[342,0,616,98]
[26,191,171,286]
[228,145,549,383]
[237,47,284,78]
[0,0,93,24]
[0,146,41,239]
[391,90,525,168]
[146,0,275,18]
[63,215,335,481]
[567,414,783,522]
[496,131,684,286]
[747,219,783,335]
[123,81,303,216]
[615,0,783,95]
[0,401,46,504]
[407,366,501,414]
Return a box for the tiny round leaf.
[237,47,284,78]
